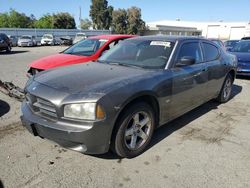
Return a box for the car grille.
[26,93,57,121]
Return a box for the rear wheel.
[112,102,155,158]
[217,74,233,103]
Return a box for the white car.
[41,34,56,46]
[18,35,37,47]
[73,33,87,44]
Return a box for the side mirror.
[176,56,196,67]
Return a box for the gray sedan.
[21,36,237,158]
[18,35,37,47]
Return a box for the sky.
[0,0,250,27]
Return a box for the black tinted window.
[203,42,219,61]
[177,42,202,63]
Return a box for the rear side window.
[177,42,202,63]
[202,42,219,62]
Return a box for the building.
[146,20,250,40]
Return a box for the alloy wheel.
[124,111,152,150]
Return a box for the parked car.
[229,40,250,76]
[27,34,135,76]
[224,40,239,51]
[59,36,73,46]
[21,36,237,158]
[0,33,11,53]
[8,35,18,47]
[18,35,37,47]
[241,36,250,40]
[41,34,56,46]
[73,33,87,44]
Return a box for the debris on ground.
[0,80,25,102]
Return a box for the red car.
[28,34,135,75]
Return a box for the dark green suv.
[0,33,11,53]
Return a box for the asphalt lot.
[0,46,250,188]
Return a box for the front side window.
[99,40,175,69]
[202,42,219,61]
[177,42,202,64]
[63,38,108,56]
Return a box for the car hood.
[19,39,31,42]
[34,62,150,94]
[41,38,53,41]
[231,52,250,62]
[30,53,93,70]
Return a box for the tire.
[217,74,233,103]
[111,102,155,158]
[6,45,11,53]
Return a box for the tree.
[6,9,33,28]
[28,14,37,28]
[80,18,92,29]
[52,12,76,29]
[112,9,127,34]
[34,14,53,28]
[127,7,146,35]
[0,12,9,28]
[89,0,113,30]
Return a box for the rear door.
[169,40,208,118]
[201,41,226,98]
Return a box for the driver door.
[169,41,208,118]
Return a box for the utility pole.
[79,6,82,30]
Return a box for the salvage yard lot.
[0,47,250,188]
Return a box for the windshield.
[63,38,108,56]
[20,36,31,39]
[212,40,223,47]
[232,41,250,53]
[43,35,53,39]
[99,40,175,69]
[225,40,238,47]
[76,33,86,37]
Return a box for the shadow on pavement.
[85,84,242,160]
[0,179,4,188]
[148,84,242,151]
[0,50,29,55]
[236,75,250,80]
[0,99,10,117]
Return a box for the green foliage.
[110,6,146,34]
[89,0,113,30]
[112,9,127,34]
[0,9,34,28]
[0,10,76,29]
[127,7,146,35]
[0,12,9,28]
[34,14,53,29]
[52,12,76,29]
[80,18,92,30]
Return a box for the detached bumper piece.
[0,80,25,102]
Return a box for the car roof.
[89,34,136,40]
[126,35,207,42]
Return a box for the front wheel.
[6,45,11,53]
[112,102,155,158]
[217,74,233,103]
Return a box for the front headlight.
[64,103,105,120]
